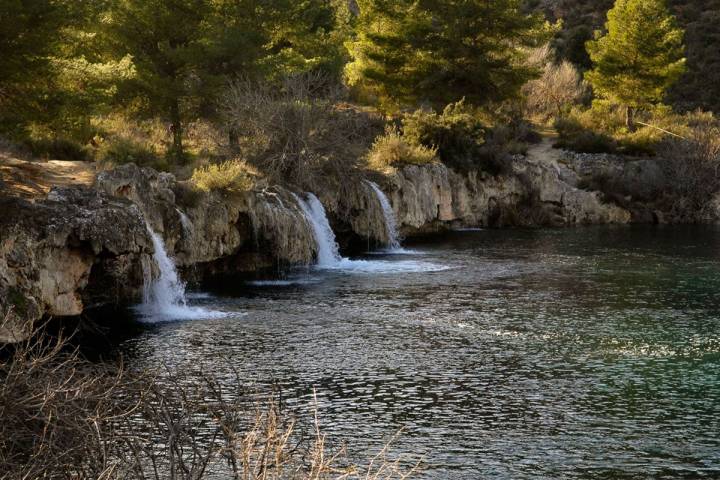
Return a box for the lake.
[120,226,720,479]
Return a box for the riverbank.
[2,129,719,341]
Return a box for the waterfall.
[291,191,443,273]
[367,181,402,251]
[293,193,342,267]
[140,225,226,321]
[143,226,189,313]
[176,208,193,237]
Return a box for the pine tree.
[100,0,216,160]
[345,0,552,111]
[100,0,346,161]
[585,0,686,129]
[0,0,69,136]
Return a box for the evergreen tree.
[346,0,551,111]
[101,0,220,160]
[100,0,346,161]
[585,0,686,129]
[0,0,69,136]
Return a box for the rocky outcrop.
[96,165,318,270]
[383,156,631,236]
[0,187,152,342]
[0,153,639,342]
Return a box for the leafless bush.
[0,317,137,479]
[661,113,720,213]
[523,45,586,121]
[222,73,383,192]
[0,313,419,480]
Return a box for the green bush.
[191,159,258,193]
[366,128,438,172]
[401,100,485,171]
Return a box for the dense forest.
[1,0,719,212]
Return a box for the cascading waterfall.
[290,191,446,273]
[176,208,193,237]
[293,192,343,267]
[367,181,402,251]
[144,227,188,311]
[140,225,226,321]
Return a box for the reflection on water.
[121,226,720,479]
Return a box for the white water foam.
[293,192,448,274]
[139,226,227,322]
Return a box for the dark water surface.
[121,226,720,479]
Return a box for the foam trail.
[140,225,226,322]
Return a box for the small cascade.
[294,193,342,267]
[288,191,447,273]
[367,181,402,251]
[140,225,226,322]
[176,208,193,237]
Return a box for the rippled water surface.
[121,226,720,478]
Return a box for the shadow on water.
[96,225,720,478]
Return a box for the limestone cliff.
[0,187,152,342]
[1,156,637,342]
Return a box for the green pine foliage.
[0,0,75,136]
[585,0,686,120]
[346,0,553,111]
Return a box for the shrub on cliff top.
[401,100,486,171]
[366,128,438,173]
[191,159,259,193]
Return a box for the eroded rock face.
[97,164,318,269]
[382,157,631,236]
[0,153,638,342]
[0,186,152,342]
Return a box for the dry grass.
[93,115,226,172]
[191,159,260,194]
[366,128,438,174]
[0,314,420,480]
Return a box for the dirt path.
[525,126,564,168]
[0,152,96,199]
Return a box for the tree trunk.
[169,100,184,162]
[625,105,636,132]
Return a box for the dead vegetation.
[660,112,720,214]
[222,73,383,193]
[0,313,420,480]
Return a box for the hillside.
[528,0,720,113]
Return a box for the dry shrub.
[0,314,419,480]
[661,112,720,212]
[366,128,438,173]
[0,318,135,479]
[222,73,383,192]
[523,45,586,121]
[191,159,260,193]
